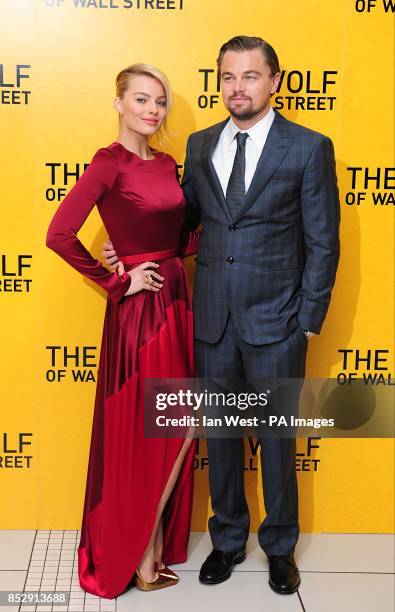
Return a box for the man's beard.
[227,98,266,121]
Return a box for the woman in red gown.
[46,63,199,599]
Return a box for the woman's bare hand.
[102,240,164,295]
[124,261,164,296]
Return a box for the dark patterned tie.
[226,131,249,219]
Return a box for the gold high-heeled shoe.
[134,567,177,591]
[156,562,179,581]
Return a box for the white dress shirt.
[211,106,275,195]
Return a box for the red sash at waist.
[119,248,179,265]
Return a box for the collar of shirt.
[223,106,276,154]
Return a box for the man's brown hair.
[217,35,280,77]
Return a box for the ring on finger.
[146,273,154,285]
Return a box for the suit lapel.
[233,110,293,224]
[200,111,293,224]
[201,118,234,223]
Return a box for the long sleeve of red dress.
[46,148,132,303]
[179,229,201,257]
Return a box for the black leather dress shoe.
[268,553,300,594]
[199,548,246,584]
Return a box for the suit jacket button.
[228,224,236,231]
[226,257,234,264]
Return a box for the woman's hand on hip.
[124,262,164,296]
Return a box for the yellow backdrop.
[0,0,394,533]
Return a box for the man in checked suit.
[181,35,340,594]
[104,35,340,594]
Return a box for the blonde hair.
[115,63,172,146]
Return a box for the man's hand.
[103,239,124,276]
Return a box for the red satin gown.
[46,141,200,599]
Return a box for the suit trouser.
[195,312,308,556]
